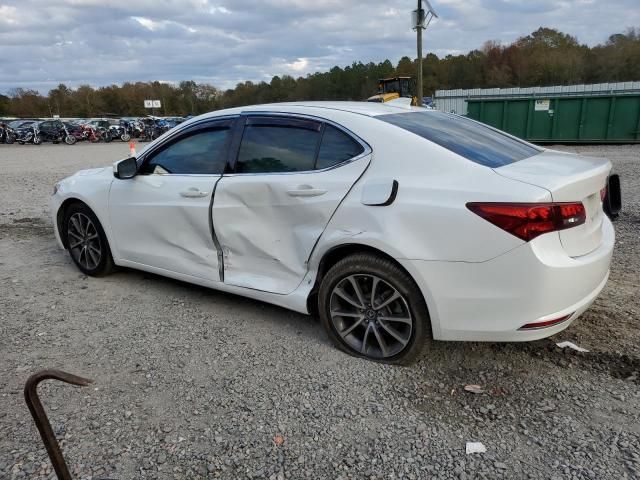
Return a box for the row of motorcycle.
[0,118,175,146]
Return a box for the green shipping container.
[466,94,640,143]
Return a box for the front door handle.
[286,185,327,197]
[180,188,209,198]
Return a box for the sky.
[0,0,638,94]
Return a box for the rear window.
[378,111,540,167]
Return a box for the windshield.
[378,111,541,168]
[10,120,31,128]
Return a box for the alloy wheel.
[329,274,413,359]
[67,213,102,271]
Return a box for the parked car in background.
[51,102,616,364]
[9,120,37,130]
[163,117,185,129]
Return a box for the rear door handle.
[286,185,327,197]
[180,188,209,198]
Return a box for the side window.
[316,125,365,169]
[142,128,230,175]
[40,121,52,129]
[236,125,320,173]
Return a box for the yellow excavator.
[367,77,420,106]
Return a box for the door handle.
[179,188,209,198]
[286,185,327,197]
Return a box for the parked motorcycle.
[80,124,112,143]
[138,118,166,142]
[38,120,77,145]
[65,122,85,142]
[108,123,131,142]
[16,123,42,145]
[0,123,16,144]
[61,123,77,145]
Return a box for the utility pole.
[416,0,423,105]
[413,0,437,106]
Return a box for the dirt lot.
[0,142,639,479]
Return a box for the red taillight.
[466,202,586,242]
[519,313,574,330]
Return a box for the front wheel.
[65,135,77,145]
[63,203,114,276]
[318,253,431,365]
[103,132,113,143]
[6,134,14,144]
[33,136,42,145]
[121,133,131,142]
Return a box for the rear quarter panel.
[312,116,552,264]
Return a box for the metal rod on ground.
[24,370,93,480]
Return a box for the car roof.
[201,101,425,120]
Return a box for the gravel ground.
[0,142,639,480]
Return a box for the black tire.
[318,253,431,365]
[103,132,113,143]
[65,135,76,145]
[6,134,14,144]
[33,136,42,145]
[63,203,115,277]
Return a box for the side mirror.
[113,157,138,179]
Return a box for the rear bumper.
[400,217,614,341]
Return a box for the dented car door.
[109,118,234,281]
[213,115,371,294]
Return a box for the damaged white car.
[52,102,615,363]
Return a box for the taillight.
[466,202,586,242]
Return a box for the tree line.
[1,27,638,118]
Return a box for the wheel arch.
[56,198,106,249]
[306,242,430,319]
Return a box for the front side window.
[236,125,320,173]
[142,127,230,175]
[378,111,541,168]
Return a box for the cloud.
[0,0,638,94]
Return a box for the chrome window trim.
[224,111,372,177]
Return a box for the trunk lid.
[495,150,611,257]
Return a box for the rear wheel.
[318,253,430,364]
[64,203,114,276]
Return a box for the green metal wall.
[466,94,640,143]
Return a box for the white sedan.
[51,102,614,363]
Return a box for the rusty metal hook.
[24,369,93,480]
